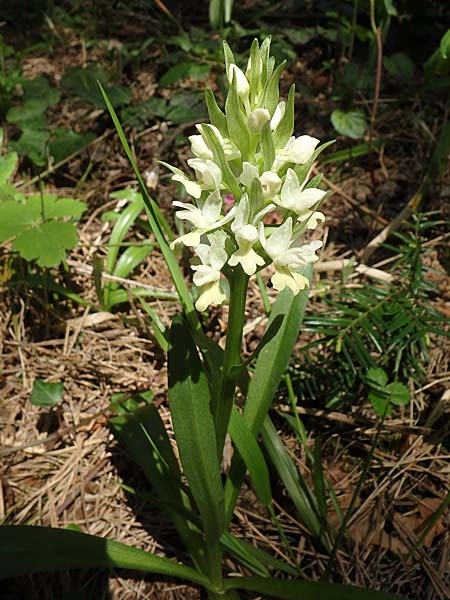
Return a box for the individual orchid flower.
[228,194,265,276]
[259,217,322,294]
[170,190,236,248]
[227,64,250,100]
[247,108,270,133]
[195,124,241,161]
[239,162,259,187]
[188,134,213,160]
[259,171,282,198]
[238,164,281,199]
[187,158,222,191]
[192,238,228,311]
[275,168,326,228]
[273,135,320,170]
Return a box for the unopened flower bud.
[247,108,270,133]
[228,64,250,99]
[270,101,286,131]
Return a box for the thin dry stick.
[362,180,425,263]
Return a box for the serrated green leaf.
[6,99,48,129]
[0,151,18,184]
[386,381,410,406]
[62,65,131,108]
[30,380,64,407]
[159,62,210,87]
[0,194,86,266]
[366,367,388,388]
[13,221,78,267]
[10,129,49,166]
[49,128,96,162]
[0,526,209,587]
[331,110,367,139]
[22,76,61,107]
[168,316,225,543]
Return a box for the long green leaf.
[221,533,297,576]
[225,576,406,599]
[168,316,225,543]
[109,403,206,571]
[0,526,209,587]
[228,408,271,506]
[261,417,323,541]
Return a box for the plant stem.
[213,269,249,461]
[206,541,224,595]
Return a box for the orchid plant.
[0,37,402,600]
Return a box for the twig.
[16,129,114,190]
[361,179,425,263]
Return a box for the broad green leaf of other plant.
[0,195,87,267]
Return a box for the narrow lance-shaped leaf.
[109,403,207,571]
[273,84,295,149]
[225,575,406,599]
[99,86,197,327]
[228,408,272,506]
[261,417,323,543]
[222,40,236,78]
[0,526,209,588]
[260,122,275,171]
[249,38,261,108]
[225,73,250,161]
[263,60,286,116]
[205,88,228,136]
[200,124,241,200]
[168,316,225,543]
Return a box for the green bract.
[164,36,329,311]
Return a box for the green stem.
[207,541,224,596]
[213,269,249,460]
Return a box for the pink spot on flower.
[224,194,235,206]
